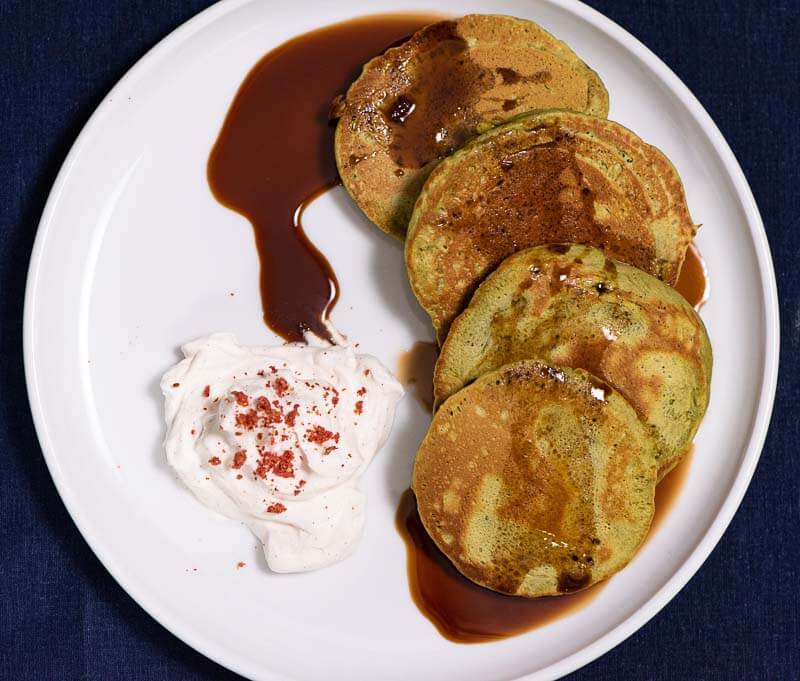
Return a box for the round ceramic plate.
[24,1,778,679]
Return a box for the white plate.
[24,1,778,679]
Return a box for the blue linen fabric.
[1,1,798,679]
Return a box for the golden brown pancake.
[405,110,697,341]
[413,360,658,597]
[334,14,609,238]
[434,244,712,478]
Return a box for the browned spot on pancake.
[496,67,553,85]
[557,570,591,593]
[598,413,641,521]
[496,66,522,84]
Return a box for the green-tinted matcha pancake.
[413,360,658,597]
[406,110,697,340]
[434,244,712,478]
[334,14,609,239]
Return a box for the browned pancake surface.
[413,360,658,597]
[434,244,712,477]
[406,111,697,339]
[335,14,609,238]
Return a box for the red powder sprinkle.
[257,370,265,377]
[274,377,290,396]
[235,411,258,429]
[208,456,222,466]
[190,429,196,436]
[357,387,367,396]
[306,425,339,445]
[236,396,282,430]
[354,401,364,416]
[172,382,180,388]
[232,450,247,469]
[254,450,295,479]
[285,404,300,427]
[261,397,284,424]
[231,390,249,407]
[266,503,287,514]
[273,451,295,477]
[236,561,246,569]
[269,365,278,374]
[202,385,210,398]
[236,474,243,480]
[363,369,371,376]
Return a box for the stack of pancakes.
[334,14,711,597]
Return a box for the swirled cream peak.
[161,333,403,572]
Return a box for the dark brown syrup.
[396,490,603,643]
[382,21,488,169]
[395,341,438,411]
[675,243,708,309]
[207,14,440,341]
[650,445,695,535]
[397,443,697,643]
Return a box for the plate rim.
[22,1,780,680]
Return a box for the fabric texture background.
[0,1,797,679]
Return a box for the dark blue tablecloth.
[1,1,797,679]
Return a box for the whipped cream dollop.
[161,333,403,572]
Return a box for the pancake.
[434,244,712,478]
[412,359,658,597]
[405,110,697,340]
[334,14,609,239]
